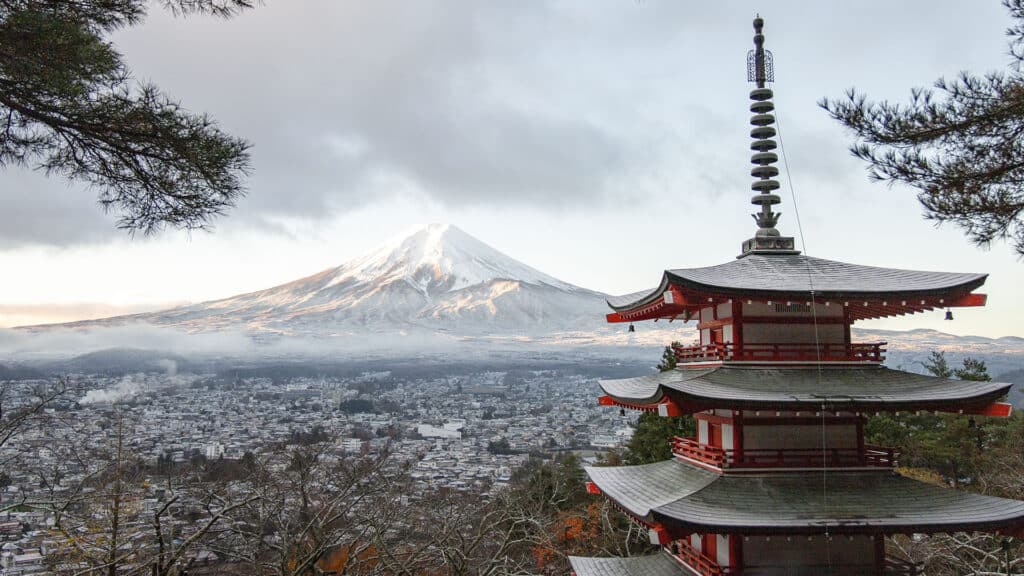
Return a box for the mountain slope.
[81,224,609,335]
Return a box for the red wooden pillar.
[729,533,743,574]
[702,533,717,562]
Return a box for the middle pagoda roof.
[586,459,1024,536]
[599,365,1012,413]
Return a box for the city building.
[571,17,1024,576]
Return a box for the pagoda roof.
[599,365,1011,412]
[607,253,986,312]
[568,553,686,576]
[586,460,1024,535]
[585,459,719,516]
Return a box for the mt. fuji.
[70,224,611,336]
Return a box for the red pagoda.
[570,17,1024,576]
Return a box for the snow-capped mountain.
[87,224,610,336]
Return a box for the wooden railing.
[671,436,727,467]
[669,538,920,575]
[671,437,899,469]
[672,540,737,576]
[672,342,886,364]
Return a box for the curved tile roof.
[584,460,718,517]
[586,461,1024,534]
[653,470,1024,534]
[608,253,987,311]
[568,553,686,576]
[599,366,1011,411]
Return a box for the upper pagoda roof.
[599,365,1011,413]
[586,460,1024,535]
[568,553,686,576]
[607,253,986,312]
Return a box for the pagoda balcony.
[672,342,886,364]
[671,437,900,470]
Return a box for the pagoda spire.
[740,16,798,257]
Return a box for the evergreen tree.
[621,342,694,464]
[0,0,254,233]
[954,357,992,382]
[623,412,694,465]
[822,0,1024,255]
[655,341,680,372]
[866,352,993,486]
[922,350,952,378]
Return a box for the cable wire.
[773,95,833,567]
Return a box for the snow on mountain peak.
[328,223,577,294]
[45,222,607,336]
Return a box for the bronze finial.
[740,17,797,257]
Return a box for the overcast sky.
[2,1,1022,337]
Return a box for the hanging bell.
[944,310,954,321]
[619,408,626,417]
[628,323,636,333]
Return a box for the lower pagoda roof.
[568,552,686,576]
[599,365,1011,413]
[586,460,1024,536]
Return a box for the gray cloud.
[1,0,1011,245]
[108,1,707,225]
[0,170,123,246]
